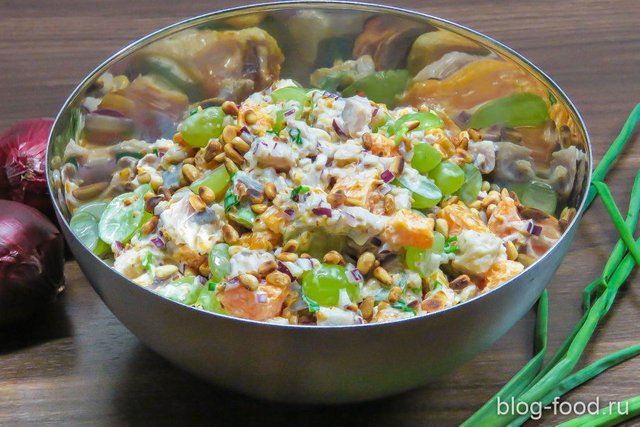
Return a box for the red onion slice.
[346,268,364,283]
[277,261,295,280]
[312,207,332,217]
[332,119,347,138]
[151,237,165,249]
[284,208,295,219]
[284,109,296,117]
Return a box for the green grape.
[195,285,228,315]
[70,211,106,255]
[429,161,465,195]
[75,201,108,219]
[189,164,231,199]
[468,92,549,129]
[178,107,225,147]
[156,276,202,305]
[270,87,308,105]
[396,175,442,209]
[301,264,360,307]
[405,232,445,277]
[394,112,444,134]
[411,143,442,174]
[208,243,231,283]
[456,163,483,204]
[513,180,558,215]
[342,70,409,108]
[98,191,146,245]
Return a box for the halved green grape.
[98,191,146,245]
[468,92,549,129]
[270,87,308,105]
[405,232,445,277]
[75,201,108,220]
[429,161,465,195]
[70,211,106,255]
[156,276,201,305]
[189,164,231,199]
[209,243,231,284]
[134,184,151,197]
[396,175,442,209]
[302,231,346,260]
[456,163,483,204]
[178,106,225,148]
[228,205,256,229]
[342,69,409,108]
[195,284,228,315]
[513,180,558,215]
[411,143,442,174]
[301,264,360,307]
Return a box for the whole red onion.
[0,118,55,220]
[0,200,65,326]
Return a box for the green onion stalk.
[463,104,640,426]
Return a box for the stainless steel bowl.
[46,1,591,403]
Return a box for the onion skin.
[0,118,55,221]
[0,200,65,326]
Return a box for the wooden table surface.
[1,0,639,425]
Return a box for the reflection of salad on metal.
[53,21,586,325]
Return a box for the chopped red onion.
[151,237,165,249]
[332,119,347,138]
[347,268,364,283]
[284,109,296,117]
[297,257,314,271]
[526,220,543,236]
[277,261,295,280]
[113,240,124,254]
[342,211,357,227]
[380,169,395,183]
[255,291,268,304]
[312,207,332,217]
[284,208,295,219]
[378,183,392,195]
[323,91,340,100]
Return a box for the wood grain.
[1,1,639,425]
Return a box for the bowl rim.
[46,0,593,330]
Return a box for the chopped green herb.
[291,185,310,200]
[444,235,459,254]
[290,127,303,145]
[207,280,219,292]
[141,251,154,278]
[302,291,320,313]
[392,299,417,314]
[224,191,239,212]
[189,107,199,116]
[548,89,558,105]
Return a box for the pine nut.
[181,163,200,183]
[222,125,238,144]
[282,239,299,253]
[506,241,519,261]
[251,203,268,214]
[198,186,216,205]
[323,250,344,265]
[373,266,393,286]
[221,101,239,116]
[258,260,278,277]
[140,216,159,235]
[244,109,258,125]
[388,286,402,304]
[137,172,151,184]
[356,252,375,275]
[276,252,298,262]
[266,271,291,288]
[435,218,449,237]
[264,182,277,200]
[155,264,178,280]
[384,193,396,215]
[222,224,239,244]
[188,194,207,213]
[238,273,259,291]
[224,157,239,174]
[224,143,245,165]
[231,136,251,154]
[359,296,374,321]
